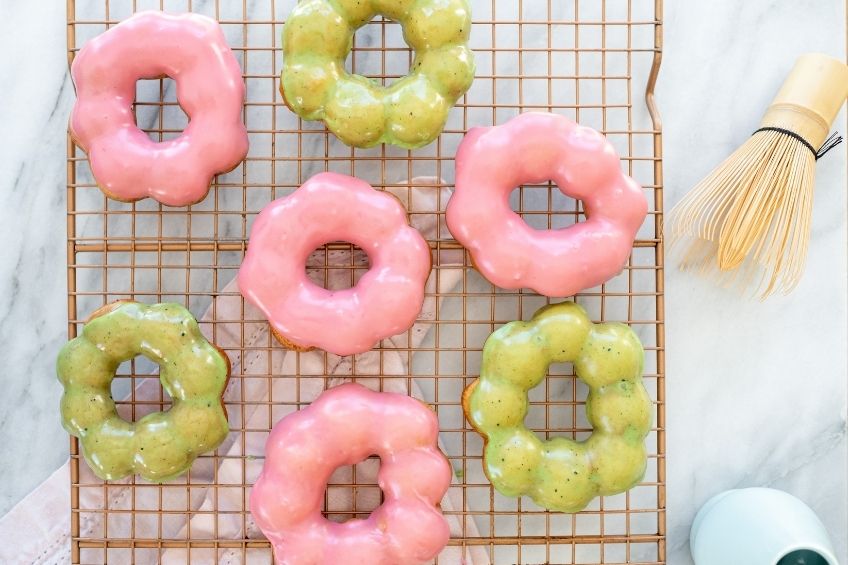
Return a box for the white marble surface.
[662,2,847,563]
[0,0,845,563]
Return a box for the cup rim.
[773,544,839,565]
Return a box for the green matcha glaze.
[281,0,475,148]
[464,302,652,512]
[56,302,230,482]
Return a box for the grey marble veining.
[0,1,76,517]
[0,1,845,563]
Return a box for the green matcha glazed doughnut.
[462,302,652,513]
[56,301,230,482]
[281,0,475,148]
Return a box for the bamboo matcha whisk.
[666,53,848,298]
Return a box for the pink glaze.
[250,383,451,565]
[445,112,648,297]
[238,172,431,356]
[70,11,248,206]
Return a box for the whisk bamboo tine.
[718,134,791,269]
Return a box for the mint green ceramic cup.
[690,488,838,565]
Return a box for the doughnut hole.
[370,0,419,21]
[325,456,383,523]
[284,0,353,58]
[304,239,372,291]
[134,414,193,481]
[282,58,342,119]
[105,358,177,429]
[506,175,584,231]
[482,324,550,389]
[574,323,644,388]
[585,380,652,437]
[530,439,594,512]
[586,433,647,496]
[170,402,228,452]
[412,45,475,99]
[519,362,588,444]
[331,0,375,26]
[325,77,386,147]
[83,420,135,480]
[532,303,592,362]
[403,0,471,51]
[485,427,543,496]
[127,76,188,143]
[344,20,411,88]
[385,76,450,147]
[467,379,527,430]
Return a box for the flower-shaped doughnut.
[462,302,652,512]
[238,172,432,356]
[446,112,648,297]
[56,301,230,482]
[280,0,475,148]
[70,11,249,206]
[250,382,451,565]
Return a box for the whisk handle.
[760,53,848,150]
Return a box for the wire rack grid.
[66,0,665,563]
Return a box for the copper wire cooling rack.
[66,0,665,563]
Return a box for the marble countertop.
[0,1,845,563]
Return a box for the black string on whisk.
[752,127,843,160]
[816,132,844,159]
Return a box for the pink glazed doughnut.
[445,112,648,297]
[250,382,451,565]
[69,11,248,206]
[238,172,431,356]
